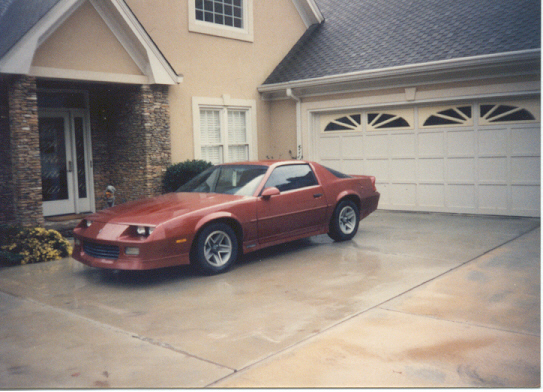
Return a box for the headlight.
[135,226,155,236]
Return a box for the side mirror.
[261,187,280,200]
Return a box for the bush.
[0,226,72,266]
[163,159,213,193]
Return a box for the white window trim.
[188,0,254,42]
[192,95,258,162]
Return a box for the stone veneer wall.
[3,75,43,227]
[0,77,13,223]
[92,84,171,208]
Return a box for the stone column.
[108,84,171,203]
[7,75,44,226]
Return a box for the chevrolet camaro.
[72,160,380,275]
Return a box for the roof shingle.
[264,0,541,85]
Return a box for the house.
[0,0,539,229]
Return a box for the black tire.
[192,222,238,275]
[328,200,360,242]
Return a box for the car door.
[256,164,328,244]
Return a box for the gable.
[0,0,180,85]
[32,0,143,77]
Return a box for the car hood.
[87,192,246,226]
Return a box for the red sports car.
[72,161,379,275]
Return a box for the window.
[264,164,318,193]
[367,112,411,129]
[200,108,248,164]
[422,106,473,127]
[193,96,257,164]
[479,104,536,124]
[324,114,362,132]
[195,0,243,28]
[189,0,254,42]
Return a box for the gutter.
[258,49,541,97]
[286,88,303,160]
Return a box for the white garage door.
[316,99,540,217]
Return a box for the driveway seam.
[0,290,237,374]
[207,224,540,387]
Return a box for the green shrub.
[0,226,72,266]
[163,159,213,193]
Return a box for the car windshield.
[177,165,268,196]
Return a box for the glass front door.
[39,110,93,216]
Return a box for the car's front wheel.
[192,222,238,275]
[328,200,360,241]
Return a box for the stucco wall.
[125,0,308,163]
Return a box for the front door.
[39,110,94,216]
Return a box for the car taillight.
[370,176,377,192]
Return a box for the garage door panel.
[391,134,415,157]
[341,136,365,158]
[365,134,388,157]
[342,159,365,175]
[418,132,444,157]
[318,136,341,159]
[478,129,508,156]
[511,127,540,155]
[447,158,475,182]
[446,185,476,209]
[419,158,444,182]
[391,159,416,182]
[479,185,508,211]
[390,183,417,206]
[448,131,475,156]
[319,159,342,172]
[418,184,445,207]
[511,157,540,184]
[364,159,389,181]
[511,185,540,214]
[479,157,507,183]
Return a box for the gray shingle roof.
[0,0,61,59]
[264,0,541,85]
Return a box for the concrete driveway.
[0,211,539,388]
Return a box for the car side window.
[264,164,319,192]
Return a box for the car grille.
[83,241,120,260]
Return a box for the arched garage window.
[423,106,472,127]
[367,112,411,130]
[480,104,536,124]
[324,114,362,132]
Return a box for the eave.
[258,49,541,100]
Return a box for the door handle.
[313,193,323,198]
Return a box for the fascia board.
[0,0,83,74]
[291,0,324,27]
[93,0,181,85]
[259,49,541,99]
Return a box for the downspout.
[286,88,302,159]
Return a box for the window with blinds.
[200,108,249,164]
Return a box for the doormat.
[45,213,88,222]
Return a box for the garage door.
[316,99,540,217]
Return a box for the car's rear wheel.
[328,200,359,241]
[192,222,238,275]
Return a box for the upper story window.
[195,0,243,28]
[189,0,254,42]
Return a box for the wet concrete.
[0,211,539,388]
